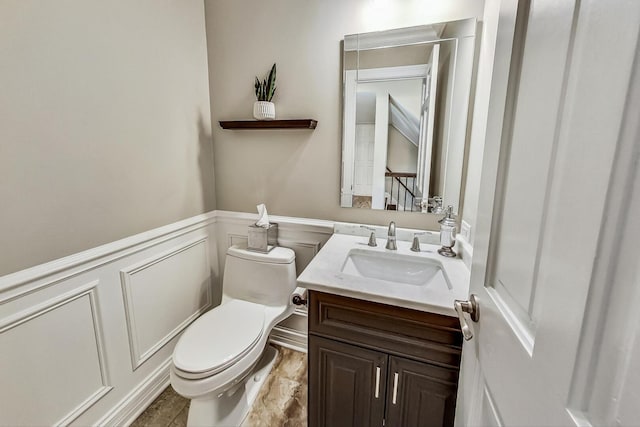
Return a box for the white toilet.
[170,244,297,427]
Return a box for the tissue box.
[247,223,278,253]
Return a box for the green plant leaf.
[266,63,277,100]
[254,64,277,101]
[263,78,268,101]
[254,77,261,99]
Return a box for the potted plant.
[253,63,277,120]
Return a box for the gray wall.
[387,127,418,173]
[0,1,214,276]
[204,0,484,229]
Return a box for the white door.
[353,124,375,196]
[456,0,640,426]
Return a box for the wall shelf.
[219,119,317,130]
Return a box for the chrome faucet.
[385,221,397,250]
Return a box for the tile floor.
[130,386,189,427]
[131,345,307,427]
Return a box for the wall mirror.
[340,18,476,214]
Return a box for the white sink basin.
[297,232,470,317]
[341,248,450,288]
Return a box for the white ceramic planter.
[253,101,276,120]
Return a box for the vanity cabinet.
[309,336,387,426]
[308,291,462,427]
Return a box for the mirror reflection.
[340,19,476,214]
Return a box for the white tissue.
[256,204,270,228]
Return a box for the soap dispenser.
[438,206,457,257]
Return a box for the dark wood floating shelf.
[219,119,317,130]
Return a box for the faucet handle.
[410,232,427,252]
[360,226,377,247]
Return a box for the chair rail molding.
[0,212,218,304]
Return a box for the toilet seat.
[172,300,265,380]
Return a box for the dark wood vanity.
[308,291,463,427]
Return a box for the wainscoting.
[0,211,333,426]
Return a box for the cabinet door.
[309,335,387,427]
[385,356,459,427]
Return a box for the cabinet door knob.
[454,294,479,340]
[392,372,399,405]
[374,366,381,398]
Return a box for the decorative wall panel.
[120,237,212,369]
[0,282,111,426]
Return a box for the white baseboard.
[269,305,309,354]
[270,325,308,354]
[98,358,172,427]
[269,335,308,354]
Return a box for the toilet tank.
[222,245,297,306]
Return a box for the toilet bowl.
[170,244,297,427]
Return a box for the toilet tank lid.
[227,244,295,264]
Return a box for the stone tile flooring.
[242,346,307,427]
[130,387,188,427]
[131,345,307,427]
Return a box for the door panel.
[485,0,579,352]
[353,124,375,196]
[308,335,387,427]
[386,356,459,427]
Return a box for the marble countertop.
[297,231,470,318]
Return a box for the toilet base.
[186,345,278,427]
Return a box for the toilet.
[170,244,297,427]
